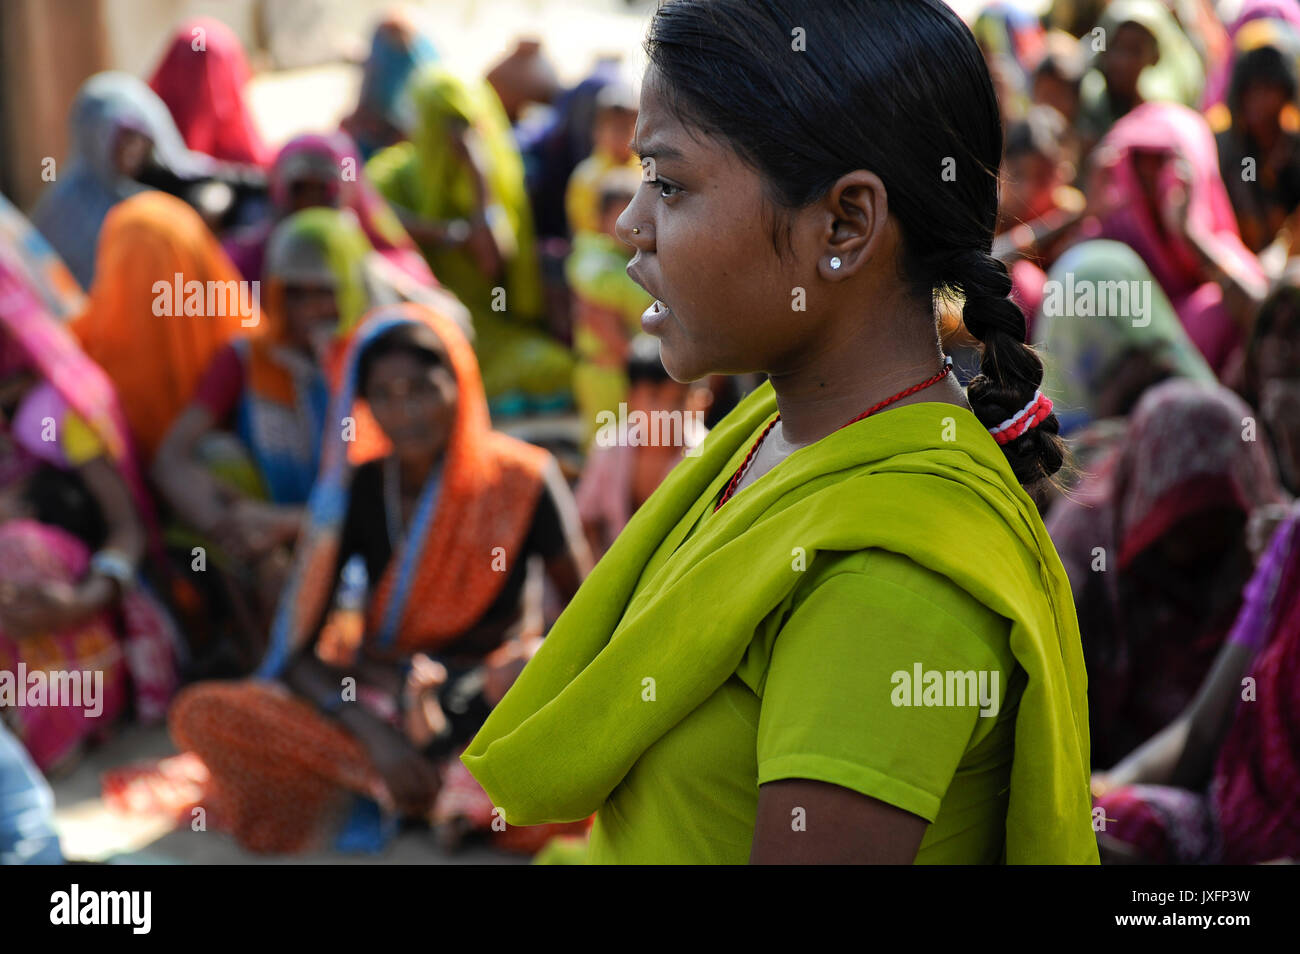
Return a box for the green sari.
[1032,240,1217,436]
[367,66,571,406]
[464,381,1099,864]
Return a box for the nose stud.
[633,227,641,234]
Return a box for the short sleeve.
[192,343,245,421]
[756,552,1013,823]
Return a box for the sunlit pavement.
[49,724,520,864]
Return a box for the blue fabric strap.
[375,459,445,649]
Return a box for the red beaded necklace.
[714,356,954,512]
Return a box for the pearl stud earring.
[830,256,842,270]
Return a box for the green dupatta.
[264,207,374,336]
[463,381,1099,864]
[367,66,544,323]
[1032,240,1217,436]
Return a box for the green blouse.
[586,415,1024,863]
[463,385,1098,865]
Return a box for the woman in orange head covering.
[72,191,256,462]
[169,302,592,855]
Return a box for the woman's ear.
[816,169,890,282]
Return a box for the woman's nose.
[615,192,653,250]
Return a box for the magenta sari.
[0,257,177,768]
[1091,102,1265,374]
[1094,509,1300,864]
[147,17,271,166]
[1212,510,1300,863]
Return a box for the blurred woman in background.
[1202,0,1300,111]
[224,132,434,287]
[1212,19,1300,254]
[1032,240,1217,440]
[170,304,590,855]
[1091,504,1300,864]
[70,191,253,464]
[972,1,1048,123]
[1242,273,1300,498]
[1047,378,1284,768]
[1089,101,1268,378]
[1076,0,1206,148]
[147,17,272,168]
[995,105,1087,331]
[0,257,178,774]
[340,10,439,163]
[368,66,573,416]
[153,208,375,671]
[30,73,218,288]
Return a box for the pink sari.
[0,521,129,771]
[1047,379,1283,767]
[147,17,271,166]
[1094,510,1300,864]
[0,258,177,767]
[1092,102,1265,374]
[1212,514,1300,863]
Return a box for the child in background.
[566,168,650,446]
[575,334,710,558]
[995,106,1086,333]
[1030,30,1086,171]
[564,83,639,237]
[1030,31,1086,133]
[1212,21,1300,255]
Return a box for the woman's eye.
[650,178,681,199]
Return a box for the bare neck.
[767,306,969,449]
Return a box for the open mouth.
[627,260,674,332]
[641,298,672,333]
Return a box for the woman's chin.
[654,320,730,383]
[657,342,708,385]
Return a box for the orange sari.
[171,303,583,854]
[72,191,256,461]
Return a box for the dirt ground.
[49,723,520,864]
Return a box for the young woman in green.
[463,0,1098,864]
